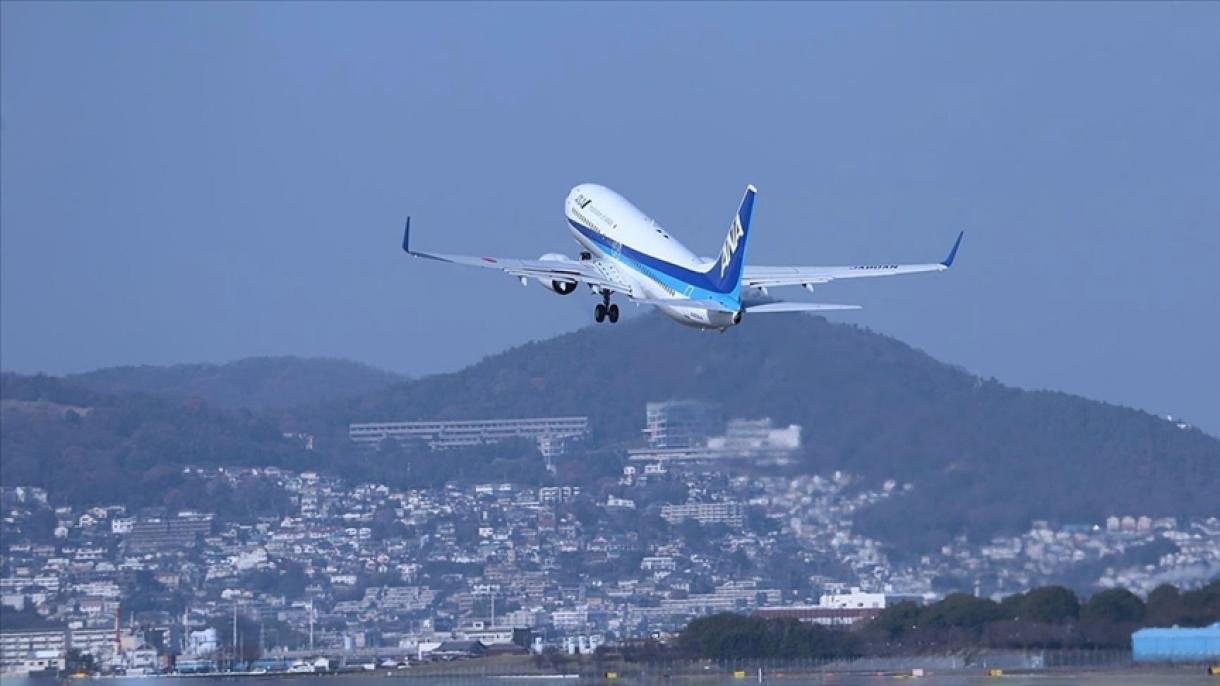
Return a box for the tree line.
[633,580,1220,660]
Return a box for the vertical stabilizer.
[704,185,756,298]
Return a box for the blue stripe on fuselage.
[567,219,741,308]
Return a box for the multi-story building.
[349,417,589,458]
[0,576,61,594]
[125,514,213,551]
[818,587,887,610]
[755,587,898,627]
[707,418,802,455]
[69,628,122,661]
[0,630,66,674]
[660,502,744,527]
[643,400,723,449]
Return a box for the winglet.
[402,217,412,254]
[941,231,964,268]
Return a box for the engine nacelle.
[536,253,577,295]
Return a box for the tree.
[1078,588,1145,649]
[1144,584,1181,626]
[922,593,1009,630]
[870,601,922,639]
[369,503,402,540]
[65,648,96,675]
[279,561,309,599]
[1082,588,1145,624]
[24,508,58,541]
[1178,580,1220,626]
[1018,586,1079,624]
[678,519,709,553]
[745,506,780,535]
[677,613,859,659]
[1000,591,1026,617]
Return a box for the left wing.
[743,231,963,290]
[402,218,628,293]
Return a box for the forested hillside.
[69,357,403,410]
[0,373,312,508]
[296,313,1220,551]
[5,313,1217,553]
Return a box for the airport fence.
[382,649,1137,683]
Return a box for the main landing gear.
[594,291,620,324]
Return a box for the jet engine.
[537,253,578,295]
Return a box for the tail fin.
[705,184,756,295]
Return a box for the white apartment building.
[660,502,745,527]
[349,416,589,458]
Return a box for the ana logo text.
[719,216,745,279]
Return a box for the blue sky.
[2,2,1218,434]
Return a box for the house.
[429,640,487,660]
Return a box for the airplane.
[402,184,962,331]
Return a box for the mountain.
[299,313,1220,552]
[68,357,404,411]
[4,313,1216,554]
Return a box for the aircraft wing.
[742,231,963,290]
[402,219,628,293]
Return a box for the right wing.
[402,218,628,293]
[743,231,963,290]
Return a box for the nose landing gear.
[594,291,620,324]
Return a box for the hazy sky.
[2,2,1218,434]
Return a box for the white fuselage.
[563,184,739,330]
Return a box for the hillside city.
[2,400,1218,675]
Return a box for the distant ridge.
[69,356,404,411]
[0,372,310,509]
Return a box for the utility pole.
[113,604,121,657]
[232,603,239,669]
[308,599,315,653]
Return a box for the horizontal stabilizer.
[745,302,861,313]
[632,297,737,313]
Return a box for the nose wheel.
[594,293,620,324]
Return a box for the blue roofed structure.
[1132,623,1220,663]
